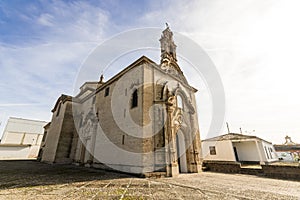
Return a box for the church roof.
[95,55,157,94]
[51,94,73,113]
[95,55,197,94]
[51,26,198,108]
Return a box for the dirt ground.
[0,160,299,199]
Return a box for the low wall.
[262,164,300,180]
[203,161,241,173]
[203,161,300,180]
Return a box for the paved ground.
[0,161,299,199]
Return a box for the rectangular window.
[264,146,270,159]
[105,87,110,97]
[122,135,125,145]
[269,148,273,159]
[209,146,216,155]
[92,96,96,104]
[131,89,138,108]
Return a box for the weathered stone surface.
[0,160,299,199]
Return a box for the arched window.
[177,95,183,108]
[131,89,138,108]
[160,86,164,100]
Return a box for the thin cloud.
[37,13,54,27]
[137,0,300,144]
[0,1,111,138]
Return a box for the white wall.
[1,117,46,144]
[92,65,145,174]
[202,140,236,161]
[261,141,278,162]
[0,146,31,159]
[232,141,260,162]
[203,139,278,163]
[0,118,47,160]
[2,132,24,144]
[28,145,41,158]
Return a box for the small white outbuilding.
[202,133,278,164]
[0,117,47,159]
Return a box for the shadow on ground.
[0,160,133,190]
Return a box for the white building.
[0,117,47,160]
[202,133,278,164]
[274,136,300,162]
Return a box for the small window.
[160,88,164,100]
[92,96,96,104]
[131,89,138,108]
[105,87,110,97]
[269,148,273,159]
[122,135,125,145]
[177,95,183,108]
[209,146,216,155]
[264,146,270,159]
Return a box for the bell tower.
[160,23,177,63]
[159,24,188,84]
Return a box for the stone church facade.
[40,26,202,177]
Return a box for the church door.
[176,131,188,173]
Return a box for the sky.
[1,0,300,144]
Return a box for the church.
[40,26,202,177]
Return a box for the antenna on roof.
[226,122,230,134]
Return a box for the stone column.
[165,105,173,176]
[165,95,179,177]
[190,112,202,173]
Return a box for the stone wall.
[203,161,241,173]
[262,164,300,180]
[41,100,67,163]
[55,103,76,163]
[203,161,300,180]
